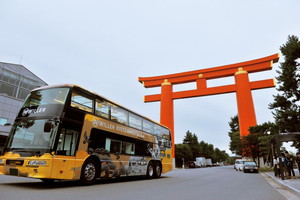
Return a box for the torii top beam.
[138,53,279,102]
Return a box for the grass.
[259,166,273,172]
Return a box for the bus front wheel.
[80,158,98,185]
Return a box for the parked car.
[187,161,196,168]
[234,159,246,171]
[243,161,258,173]
[195,157,206,167]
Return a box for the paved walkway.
[264,171,300,195]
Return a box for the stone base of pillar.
[172,158,176,169]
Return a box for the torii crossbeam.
[138,53,280,162]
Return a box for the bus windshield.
[7,119,58,151]
[23,87,70,107]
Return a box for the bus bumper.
[0,154,52,179]
[0,153,78,180]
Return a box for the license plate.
[9,168,18,176]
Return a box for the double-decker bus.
[0,84,172,185]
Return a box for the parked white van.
[234,159,247,171]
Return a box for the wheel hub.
[85,163,96,181]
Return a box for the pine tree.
[228,115,242,156]
[183,130,200,160]
[243,122,278,166]
[269,35,300,132]
[175,143,193,167]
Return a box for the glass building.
[0,62,47,150]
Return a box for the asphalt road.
[0,166,289,200]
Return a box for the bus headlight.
[0,159,4,164]
[28,161,47,166]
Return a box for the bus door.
[52,127,79,179]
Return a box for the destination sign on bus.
[92,117,145,139]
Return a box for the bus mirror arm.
[53,117,60,125]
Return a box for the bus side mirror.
[44,121,52,132]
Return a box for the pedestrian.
[296,152,300,177]
[273,156,280,177]
[285,151,295,178]
[281,152,290,178]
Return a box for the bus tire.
[80,158,98,185]
[146,162,154,178]
[153,162,162,178]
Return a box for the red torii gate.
[138,53,280,162]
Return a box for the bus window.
[111,105,128,125]
[129,113,142,130]
[95,99,110,118]
[106,138,122,153]
[154,124,163,137]
[71,92,93,113]
[23,88,69,107]
[142,119,154,134]
[122,142,135,155]
[88,129,106,151]
[8,119,56,149]
[162,128,171,147]
[162,128,169,138]
[57,128,79,156]
[135,141,152,156]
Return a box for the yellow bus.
[0,84,172,185]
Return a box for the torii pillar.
[139,53,280,164]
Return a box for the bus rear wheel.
[153,163,161,178]
[80,158,98,185]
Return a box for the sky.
[0,0,299,155]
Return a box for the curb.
[264,172,300,195]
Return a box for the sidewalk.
[264,171,300,195]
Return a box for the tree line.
[175,131,230,167]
